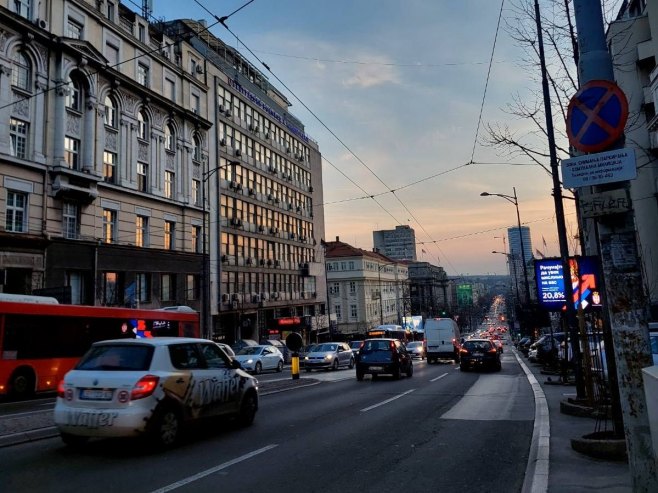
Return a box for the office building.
[373,225,417,261]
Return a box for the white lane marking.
[360,389,416,412]
[1,409,53,418]
[149,444,278,493]
[430,372,449,382]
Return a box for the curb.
[516,350,550,493]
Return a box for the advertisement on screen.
[534,256,603,312]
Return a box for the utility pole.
[570,1,657,490]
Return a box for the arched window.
[65,76,81,111]
[11,51,31,91]
[193,135,202,162]
[137,110,149,140]
[104,95,117,128]
[165,123,174,151]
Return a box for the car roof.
[93,337,211,346]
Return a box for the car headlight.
[246,358,254,364]
[325,355,333,360]
[304,356,309,360]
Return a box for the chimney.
[336,236,339,242]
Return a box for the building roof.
[324,240,398,264]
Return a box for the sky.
[152,0,585,276]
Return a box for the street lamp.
[480,188,532,304]
[201,159,239,340]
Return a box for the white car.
[234,345,284,374]
[54,337,259,448]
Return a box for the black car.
[356,338,413,380]
[517,337,534,356]
[459,338,501,372]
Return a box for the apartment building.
[0,1,327,342]
[372,225,417,261]
[325,238,409,338]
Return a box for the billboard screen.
[534,256,603,312]
[457,284,473,306]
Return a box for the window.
[65,77,81,111]
[334,304,342,320]
[164,171,175,199]
[329,282,340,295]
[350,281,356,294]
[192,225,202,253]
[192,179,200,206]
[186,274,199,300]
[136,215,149,247]
[136,273,150,303]
[165,124,174,151]
[11,51,30,91]
[5,191,27,233]
[161,274,175,301]
[102,209,117,243]
[137,162,148,192]
[350,305,357,318]
[64,137,80,169]
[164,220,175,250]
[137,110,148,140]
[9,118,28,159]
[349,261,355,270]
[138,24,146,43]
[66,271,85,304]
[105,42,119,66]
[165,78,176,102]
[14,0,31,18]
[192,135,201,162]
[67,18,83,39]
[137,63,149,87]
[192,93,200,114]
[102,272,119,305]
[106,1,115,21]
[103,151,116,183]
[104,96,117,128]
[63,202,78,239]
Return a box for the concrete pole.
[572,1,657,490]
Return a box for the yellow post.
[291,354,300,380]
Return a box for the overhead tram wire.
[0,13,222,112]
[193,0,455,269]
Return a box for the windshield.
[237,347,263,355]
[406,342,422,348]
[314,344,338,352]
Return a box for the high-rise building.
[508,226,533,302]
[372,225,417,261]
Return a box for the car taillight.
[57,379,66,398]
[489,347,498,354]
[130,375,159,400]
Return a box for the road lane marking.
[360,389,415,412]
[1,409,53,418]
[150,444,278,493]
[430,372,449,382]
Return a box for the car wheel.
[406,362,413,378]
[61,433,89,448]
[276,361,284,372]
[254,362,262,375]
[348,358,355,369]
[332,359,339,371]
[10,369,35,399]
[356,370,364,381]
[393,365,401,380]
[149,405,181,449]
[496,362,502,372]
[237,391,258,427]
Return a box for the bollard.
[291,353,300,380]
[285,332,303,381]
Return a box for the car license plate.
[80,388,113,401]
[370,366,383,371]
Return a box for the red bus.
[0,300,199,399]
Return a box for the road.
[0,351,534,493]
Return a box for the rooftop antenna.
[142,0,153,20]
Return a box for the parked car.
[405,341,425,360]
[355,338,413,380]
[215,342,236,358]
[231,339,259,353]
[234,345,284,374]
[298,344,318,367]
[349,340,364,359]
[304,342,355,371]
[459,338,501,372]
[53,337,258,448]
[518,337,534,356]
[530,333,564,365]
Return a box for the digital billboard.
[457,284,473,306]
[534,256,603,312]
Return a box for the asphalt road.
[0,352,534,493]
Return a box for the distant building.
[407,262,451,318]
[373,225,417,261]
[324,238,409,338]
[508,226,534,302]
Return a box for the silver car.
[304,342,355,371]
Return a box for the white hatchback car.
[234,345,285,374]
[54,337,258,448]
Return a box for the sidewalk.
[516,349,632,493]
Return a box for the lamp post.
[480,188,531,305]
[201,159,239,340]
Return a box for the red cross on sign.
[566,80,629,153]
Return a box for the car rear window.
[361,340,392,353]
[463,341,492,351]
[76,345,154,371]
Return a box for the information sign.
[561,148,636,188]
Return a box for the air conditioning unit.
[301,292,307,299]
[225,110,232,117]
[267,259,273,266]
[274,197,280,203]
[253,125,259,133]
[220,138,226,147]
[221,293,229,302]
[261,293,269,301]
[252,294,260,303]
[249,188,255,196]
[270,227,278,234]
[258,225,265,232]
[236,183,243,190]
[296,206,302,212]
[161,49,170,59]
[219,104,225,113]
[230,301,238,309]
[274,260,281,267]
[268,166,275,173]
[267,194,274,201]
[246,257,253,265]
[34,18,48,30]
[235,149,242,157]
[301,236,307,242]
[265,132,271,139]
[288,204,293,210]
[230,180,237,189]
[309,186,314,192]
[195,64,204,74]
[272,292,279,300]
[231,217,242,227]
[232,293,240,301]
[259,259,266,266]
[299,156,305,163]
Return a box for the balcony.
[50,166,101,203]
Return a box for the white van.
[424,318,460,364]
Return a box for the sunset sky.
[155,0,584,276]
